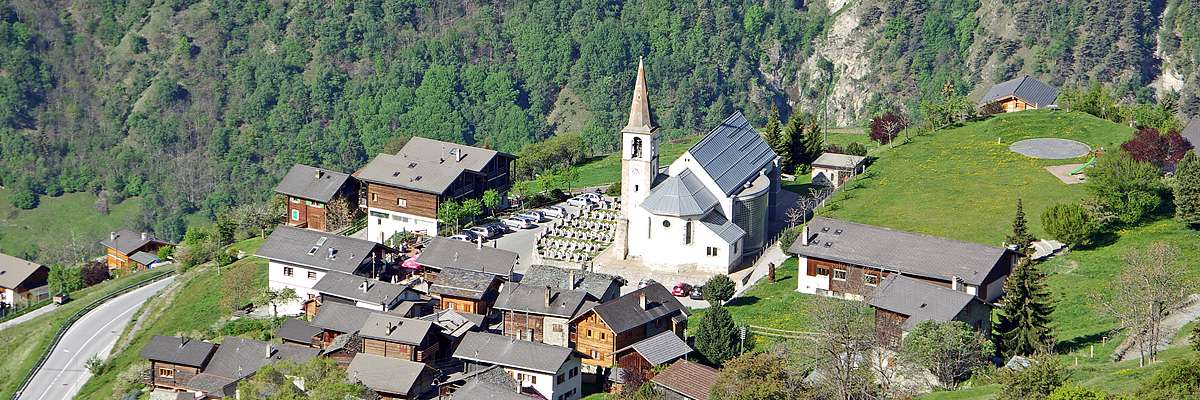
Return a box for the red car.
[671,282,693,297]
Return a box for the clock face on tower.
[631,167,640,175]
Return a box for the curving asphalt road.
[18,276,174,400]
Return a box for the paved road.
[18,276,175,400]
[0,304,58,331]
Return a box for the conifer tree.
[1007,198,1035,255]
[762,107,790,170]
[994,258,1055,357]
[695,304,740,366]
[1174,152,1200,228]
[782,111,807,173]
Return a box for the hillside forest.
[1,0,1199,246]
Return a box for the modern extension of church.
[615,59,781,274]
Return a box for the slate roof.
[311,302,377,333]
[359,313,434,345]
[812,153,866,170]
[255,226,385,274]
[419,309,485,338]
[139,336,216,367]
[417,237,517,278]
[520,265,624,301]
[687,111,777,197]
[700,211,746,244]
[275,319,321,344]
[641,169,719,216]
[314,272,410,306]
[0,252,45,289]
[493,283,590,318]
[1183,118,1200,155]
[617,331,693,365]
[453,332,573,374]
[354,137,513,194]
[273,164,351,203]
[129,251,159,266]
[347,353,432,396]
[451,379,530,400]
[430,267,499,300]
[788,217,1011,286]
[100,229,170,255]
[980,75,1058,108]
[574,283,689,334]
[651,359,719,400]
[323,332,359,355]
[869,275,981,330]
[186,337,318,395]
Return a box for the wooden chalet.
[429,267,502,316]
[274,164,358,232]
[359,313,440,362]
[0,252,48,307]
[100,229,173,271]
[275,318,322,348]
[789,217,1016,303]
[139,335,217,393]
[613,330,693,385]
[354,137,515,241]
[979,75,1058,113]
[493,282,592,347]
[569,283,689,369]
[869,275,992,349]
[346,353,438,400]
[649,359,719,400]
[310,302,377,347]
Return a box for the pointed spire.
[624,57,656,133]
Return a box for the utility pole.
[739,326,746,354]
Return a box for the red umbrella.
[402,258,422,270]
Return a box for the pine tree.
[784,112,823,172]
[1007,198,1035,255]
[994,258,1056,357]
[1174,152,1200,228]
[762,107,790,170]
[695,304,740,366]
[782,111,806,173]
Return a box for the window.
[591,350,599,358]
[816,267,830,277]
[392,215,409,222]
[557,373,564,384]
[632,137,643,158]
[369,211,388,218]
[586,329,592,338]
[833,269,847,281]
[684,221,693,244]
[706,247,719,257]
[552,323,563,333]
[570,367,578,378]
[864,274,879,286]
[290,197,300,203]
[308,271,317,280]
[283,267,294,277]
[397,198,407,207]
[291,210,300,221]
[600,332,606,340]
[158,368,174,378]
[370,192,378,202]
[531,375,536,384]
[662,220,671,228]
[634,184,639,192]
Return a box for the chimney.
[266,344,275,358]
[951,276,960,291]
[315,169,324,179]
[179,336,187,348]
[477,235,483,250]
[141,232,148,241]
[639,292,647,310]
[110,231,116,241]
[328,247,336,259]
[545,286,553,307]
[387,322,397,335]
[568,271,577,290]
[800,225,810,246]
[360,280,370,293]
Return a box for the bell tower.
[620,58,659,219]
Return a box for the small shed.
[979,75,1058,113]
[811,153,867,188]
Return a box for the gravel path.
[1116,294,1200,361]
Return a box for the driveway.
[18,276,175,400]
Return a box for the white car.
[448,234,473,242]
[518,211,545,222]
[541,206,567,218]
[566,196,592,207]
[502,217,534,230]
[469,225,502,239]
[579,192,604,203]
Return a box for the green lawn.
[75,242,269,399]
[823,110,1132,245]
[0,266,175,399]
[571,136,704,188]
[0,188,143,259]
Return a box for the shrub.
[1120,127,1193,170]
[10,187,38,209]
[702,274,736,305]
[845,142,868,156]
[780,226,804,250]
[1086,151,1164,225]
[81,261,111,286]
[995,355,1068,400]
[605,181,620,196]
[1134,354,1200,399]
[1041,203,1100,248]
[1046,383,1108,400]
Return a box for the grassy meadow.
[0,189,143,259]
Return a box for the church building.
[618,60,780,274]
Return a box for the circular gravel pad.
[1009,138,1091,159]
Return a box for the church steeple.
[624,57,657,134]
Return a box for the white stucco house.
[810,153,866,188]
[453,332,582,400]
[255,226,402,315]
[618,60,780,274]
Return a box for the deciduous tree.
[900,320,994,388]
[1120,127,1193,170]
[1091,242,1190,365]
[1041,203,1100,248]
[1086,151,1164,225]
[482,189,502,217]
[702,274,735,305]
[869,111,907,145]
[710,350,810,400]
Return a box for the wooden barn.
[979,75,1058,113]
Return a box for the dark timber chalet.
[429,267,503,316]
[346,353,438,400]
[869,275,993,349]
[274,164,357,232]
[789,216,1015,303]
[569,283,689,370]
[355,137,515,241]
[416,236,518,281]
[358,312,440,362]
[521,264,625,302]
[493,282,593,347]
[141,336,318,398]
[140,336,217,393]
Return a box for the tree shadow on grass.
[1055,331,1113,354]
[726,296,760,307]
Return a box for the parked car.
[566,196,592,207]
[579,192,604,203]
[448,234,473,242]
[689,285,705,300]
[518,211,545,222]
[541,206,567,218]
[468,225,502,239]
[637,278,658,289]
[502,217,534,230]
[671,282,693,297]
